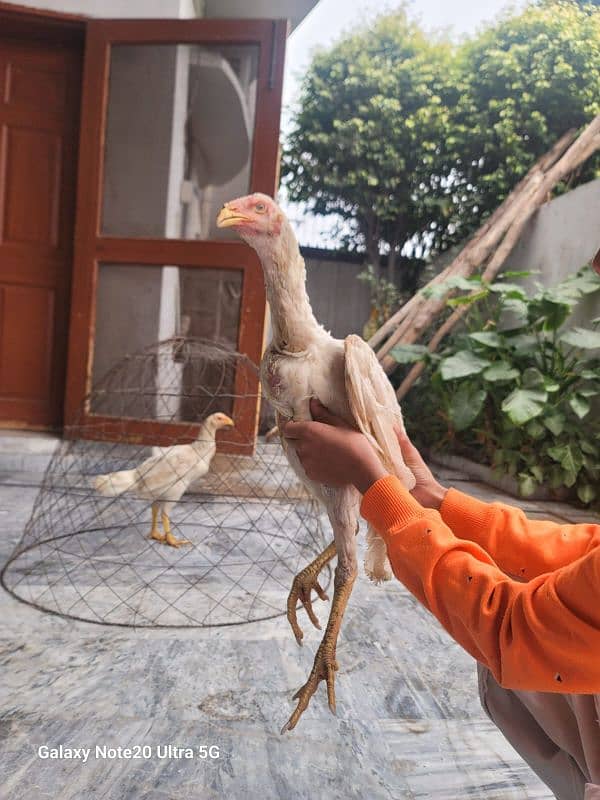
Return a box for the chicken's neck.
[254,226,321,354]
[192,426,216,452]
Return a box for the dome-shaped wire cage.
[1,338,328,628]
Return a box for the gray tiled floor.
[2,466,594,799]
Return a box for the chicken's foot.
[287,540,336,645]
[162,512,191,548]
[281,563,357,733]
[149,506,191,548]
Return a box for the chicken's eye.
[255,203,266,213]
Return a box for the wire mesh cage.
[1,338,328,628]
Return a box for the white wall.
[5,0,195,17]
[203,0,318,30]
[504,177,600,325]
[93,45,182,396]
[7,0,316,22]
[92,265,162,385]
[101,46,179,238]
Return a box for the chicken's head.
[216,193,283,243]
[205,412,235,430]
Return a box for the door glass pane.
[101,44,258,240]
[90,263,243,421]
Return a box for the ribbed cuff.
[360,475,426,533]
[440,487,493,536]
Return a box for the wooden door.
[65,20,287,451]
[0,39,81,429]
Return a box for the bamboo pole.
[389,114,600,398]
[375,131,582,370]
[367,128,577,354]
[381,171,546,371]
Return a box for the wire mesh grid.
[1,338,329,628]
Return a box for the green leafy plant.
[396,266,600,505]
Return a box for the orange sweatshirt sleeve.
[360,475,600,694]
[440,487,600,579]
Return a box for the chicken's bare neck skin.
[254,227,322,354]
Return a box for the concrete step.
[0,430,59,474]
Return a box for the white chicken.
[217,195,415,732]
[93,412,234,548]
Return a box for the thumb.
[396,430,427,471]
[310,398,347,428]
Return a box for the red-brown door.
[0,39,81,429]
[64,19,287,451]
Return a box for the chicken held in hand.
[217,194,414,732]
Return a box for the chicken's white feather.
[93,413,231,505]
[234,195,415,585]
[343,335,415,581]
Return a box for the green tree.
[283,2,600,271]
[282,10,454,282]
[446,0,600,243]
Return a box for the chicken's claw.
[281,642,340,733]
[165,532,192,548]
[286,549,334,645]
[149,530,191,548]
[282,564,356,733]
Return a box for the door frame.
[0,1,85,430]
[64,18,287,450]
[0,2,86,44]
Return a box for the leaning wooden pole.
[367,128,578,355]
[381,173,546,372]
[367,115,600,396]
[394,115,600,397]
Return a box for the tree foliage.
[283,1,600,270]
[282,11,454,278]
[447,0,600,242]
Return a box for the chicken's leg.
[150,502,191,548]
[282,561,357,732]
[149,503,163,543]
[161,510,191,548]
[287,540,335,645]
[282,506,358,733]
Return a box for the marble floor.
[2,465,595,800]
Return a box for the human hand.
[281,399,387,494]
[395,431,447,510]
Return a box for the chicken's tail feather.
[364,524,393,583]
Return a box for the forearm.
[361,476,600,693]
[440,487,600,578]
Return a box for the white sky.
[284,0,527,113]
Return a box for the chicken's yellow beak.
[216,206,249,228]
[221,415,235,427]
